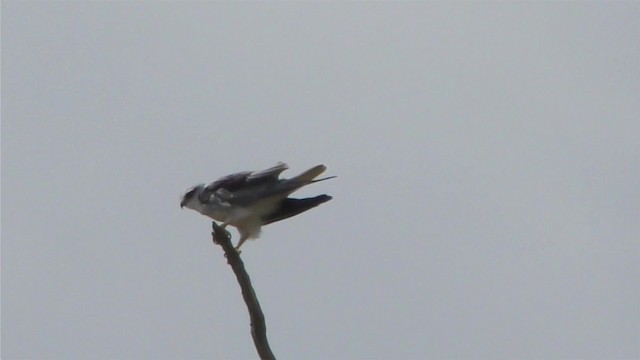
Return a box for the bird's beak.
[180,200,186,209]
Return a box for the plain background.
[2,2,638,359]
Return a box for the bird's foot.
[211,221,232,244]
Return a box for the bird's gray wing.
[246,162,289,183]
[225,166,335,206]
[205,171,252,193]
[224,179,310,206]
[227,173,336,206]
[200,163,290,204]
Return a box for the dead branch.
[211,222,276,360]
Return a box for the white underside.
[185,195,283,241]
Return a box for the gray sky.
[2,2,638,359]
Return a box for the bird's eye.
[183,189,196,199]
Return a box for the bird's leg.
[234,234,249,253]
[215,221,232,238]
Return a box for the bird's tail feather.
[309,175,337,183]
[292,164,327,182]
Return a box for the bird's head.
[180,184,205,210]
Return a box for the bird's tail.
[292,164,336,183]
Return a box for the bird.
[180,162,335,251]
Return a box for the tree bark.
[211,222,276,360]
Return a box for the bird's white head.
[180,184,205,211]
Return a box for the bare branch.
[211,222,276,360]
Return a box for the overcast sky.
[2,2,638,359]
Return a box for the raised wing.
[199,163,290,204]
[247,162,289,183]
